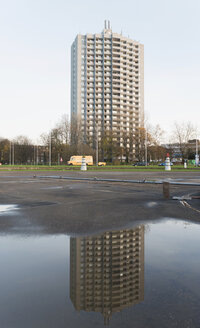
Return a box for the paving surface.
[0,171,199,235]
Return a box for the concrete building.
[162,139,200,161]
[70,225,144,325]
[71,21,144,155]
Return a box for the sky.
[0,0,200,143]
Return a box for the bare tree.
[148,124,165,146]
[56,114,70,144]
[100,131,121,163]
[0,138,10,164]
[70,116,82,147]
[172,121,196,160]
[120,132,136,163]
[14,135,33,164]
[39,116,94,164]
[14,135,32,145]
[147,124,166,162]
[134,127,151,161]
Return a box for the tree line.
[0,116,198,165]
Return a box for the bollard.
[81,157,87,171]
[165,153,171,171]
[163,182,170,199]
[195,154,199,166]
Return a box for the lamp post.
[195,138,199,166]
[49,131,51,166]
[145,128,148,166]
[33,145,36,165]
[9,141,12,165]
[96,123,99,166]
[12,142,15,165]
[36,145,39,165]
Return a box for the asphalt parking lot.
[0,171,200,235]
[1,170,200,328]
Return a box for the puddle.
[0,204,18,214]
[146,201,157,208]
[0,219,200,327]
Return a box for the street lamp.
[96,123,99,166]
[33,145,36,165]
[9,141,12,165]
[195,138,199,166]
[145,128,148,166]
[36,145,39,165]
[49,131,51,166]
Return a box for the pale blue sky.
[0,0,199,142]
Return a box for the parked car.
[158,162,173,166]
[98,162,106,166]
[132,162,148,166]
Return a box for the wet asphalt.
[0,170,200,236]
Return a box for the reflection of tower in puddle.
[70,225,144,325]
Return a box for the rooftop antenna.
[104,20,107,29]
[108,20,110,29]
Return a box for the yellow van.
[67,156,93,166]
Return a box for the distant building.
[162,139,199,160]
[70,225,144,325]
[187,139,200,153]
[71,21,144,155]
